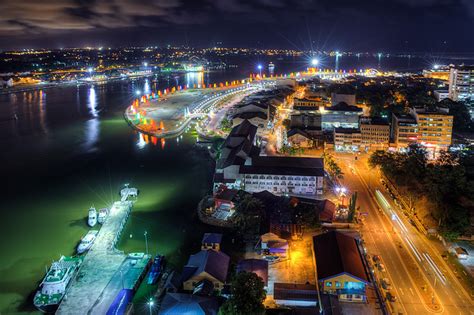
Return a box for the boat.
[268,62,275,73]
[98,208,108,224]
[77,230,99,254]
[147,255,164,285]
[33,256,82,313]
[88,207,97,227]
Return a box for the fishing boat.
[33,256,82,313]
[88,207,97,227]
[98,208,108,224]
[77,230,99,254]
[147,255,164,285]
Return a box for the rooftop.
[334,127,361,134]
[182,250,230,284]
[159,293,218,315]
[313,231,369,283]
[325,102,362,112]
[240,156,324,177]
[273,283,318,302]
[201,233,223,244]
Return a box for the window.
[335,281,341,288]
[325,281,332,287]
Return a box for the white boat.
[97,208,108,224]
[77,230,99,254]
[88,207,97,227]
[268,62,275,74]
[33,256,83,313]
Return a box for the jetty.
[57,187,149,315]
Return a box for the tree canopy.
[369,146,472,238]
[219,271,266,315]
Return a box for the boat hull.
[34,302,59,314]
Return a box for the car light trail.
[405,236,422,262]
[423,253,447,285]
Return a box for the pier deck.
[57,199,143,314]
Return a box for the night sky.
[1,0,473,52]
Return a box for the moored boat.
[77,230,99,254]
[97,208,108,224]
[88,207,97,227]
[33,256,82,313]
[147,255,164,285]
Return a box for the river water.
[0,55,472,314]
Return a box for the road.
[335,153,473,315]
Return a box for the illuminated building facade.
[411,106,453,155]
[448,65,474,101]
[391,113,418,149]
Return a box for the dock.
[57,189,149,314]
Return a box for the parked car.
[378,263,386,272]
[381,278,392,290]
[372,255,381,263]
[386,292,397,302]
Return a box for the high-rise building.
[360,117,390,150]
[410,106,453,155]
[391,113,418,149]
[448,65,474,101]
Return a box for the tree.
[219,272,266,315]
[438,99,474,132]
[322,152,344,179]
[231,195,264,237]
[348,192,358,222]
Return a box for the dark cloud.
[0,0,473,51]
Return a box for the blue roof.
[201,233,223,244]
[183,250,229,283]
[159,293,218,315]
[106,289,133,315]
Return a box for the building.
[214,121,324,197]
[159,293,219,315]
[294,97,322,109]
[290,112,322,130]
[331,93,356,106]
[423,66,450,81]
[273,283,318,307]
[182,250,230,291]
[241,156,324,196]
[201,233,223,251]
[286,129,314,148]
[232,111,269,134]
[333,128,361,152]
[411,106,453,155]
[259,232,289,257]
[448,65,474,101]
[321,102,363,130]
[434,90,449,102]
[391,113,418,149]
[214,120,260,190]
[359,117,390,150]
[313,231,370,302]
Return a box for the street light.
[136,90,141,96]
[311,58,319,66]
[257,64,262,78]
[148,298,154,315]
[144,231,148,255]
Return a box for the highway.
[335,153,473,315]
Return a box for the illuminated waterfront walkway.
[57,193,147,314]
